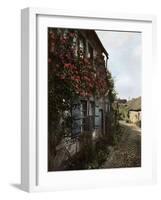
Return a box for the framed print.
[21,8,156,192]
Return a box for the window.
[63,29,68,38]
[79,35,86,57]
[88,44,93,59]
[89,101,95,116]
[80,100,95,132]
[81,100,87,132]
[73,35,78,56]
[105,103,108,112]
[89,101,95,130]
[81,100,87,117]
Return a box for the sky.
[96,30,142,100]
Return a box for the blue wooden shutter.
[72,103,81,136]
[95,105,100,129]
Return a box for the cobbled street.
[102,121,141,168]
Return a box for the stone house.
[128,97,141,124]
[129,110,141,124]
[49,29,114,170]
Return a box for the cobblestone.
[102,121,141,168]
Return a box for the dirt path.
[102,121,141,168]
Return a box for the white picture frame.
[21,7,157,192]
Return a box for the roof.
[80,30,109,58]
[128,97,141,111]
[93,32,109,58]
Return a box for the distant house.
[116,98,127,104]
[128,97,141,124]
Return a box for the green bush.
[136,120,141,128]
[63,133,110,170]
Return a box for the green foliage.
[63,133,110,170]
[107,72,117,103]
[118,104,129,121]
[136,120,141,128]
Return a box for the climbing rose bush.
[48,28,116,168]
[48,28,109,101]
